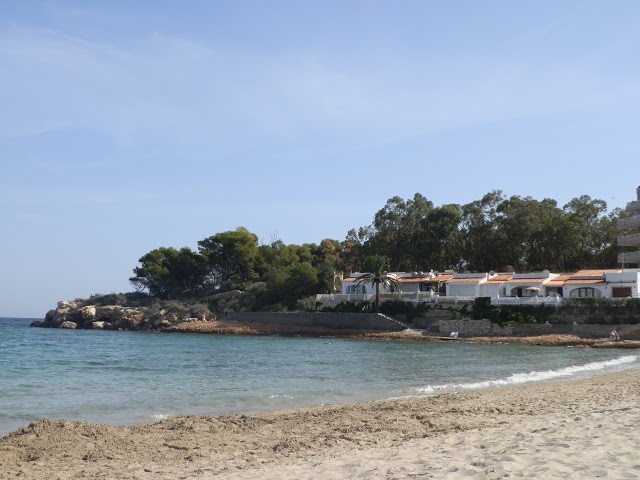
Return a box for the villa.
[317,187,640,307]
[321,267,640,308]
[564,269,640,299]
[341,271,453,297]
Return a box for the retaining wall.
[225,311,640,339]
[424,319,640,339]
[225,312,405,331]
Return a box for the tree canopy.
[355,255,401,312]
[129,191,627,311]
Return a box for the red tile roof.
[544,274,572,286]
[504,278,548,284]
[485,275,513,284]
[564,279,605,285]
[569,269,621,280]
[446,277,485,284]
[399,278,431,283]
[432,276,454,283]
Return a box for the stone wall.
[547,314,640,325]
[402,305,466,328]
[225,312,405,331]
[422,318,640,339]
[422,319,558,337]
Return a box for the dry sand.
[2,368,639,479]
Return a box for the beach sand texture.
[1,368,639,479]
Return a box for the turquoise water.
[1,317,637,436]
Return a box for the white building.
[341,271,453,296]
[618,186,640,266]
[562,269,640,298]
[502,270,559,297]
[336,266,640,301]
[445,273,490,297]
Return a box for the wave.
[147,414,171,420]
[412,355,639,395]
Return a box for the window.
[569,287,602,298]
[346,284,366,295]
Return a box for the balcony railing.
[618,232,640,246]
[316,293,475,304]
[618,216,640,230]
[626,200,640,213]
[491,296,562,306]
[316,292,565,307]
[618,251,640,264]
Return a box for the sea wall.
[420,319,557,337]
[225,312,405,331]
[419,318,640,339]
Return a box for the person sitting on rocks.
[609,329,620,342]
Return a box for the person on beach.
[609,329,620,342]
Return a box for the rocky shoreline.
[29,299,640,349]
[30,299,212,331]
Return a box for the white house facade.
[503,270,559,297]
[330,267,640,305]
[445,273,489,297]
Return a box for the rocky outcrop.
[206,284,266,313]
[30,300,215,332]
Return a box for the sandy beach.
[1,368,638,479]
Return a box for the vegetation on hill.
[121,190,628,313]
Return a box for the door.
[612,287,632,298]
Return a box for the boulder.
[91,321,105,330]
[59,321,77,329]
[79,306,97,321]
[95,305,123,322]
[52,315,67,327]
[153,319,170,328]
[112,308,146,330]
[30,320,47,328]
[52,301,80,327]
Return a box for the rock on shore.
[30,300,211,332]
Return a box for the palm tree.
[355,255,401,312]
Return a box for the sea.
[1,317,638,437]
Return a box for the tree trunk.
[375,282,380,312]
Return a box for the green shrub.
[471,297,552,326]
[321,301,372,313]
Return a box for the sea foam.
[413,355,638,395]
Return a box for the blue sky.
[2,1,640,317]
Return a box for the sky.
[2,1,640,317]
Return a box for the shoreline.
[2,367,639,479]
[169,319,640,348]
